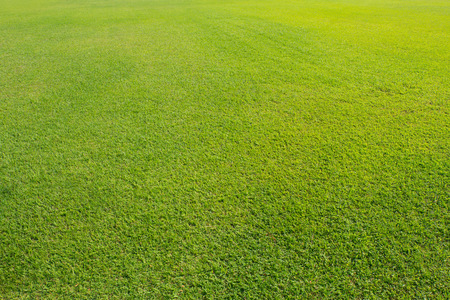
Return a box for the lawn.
[0,0,449,298]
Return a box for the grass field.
[1,0,449,298]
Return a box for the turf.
[0,0,449,298]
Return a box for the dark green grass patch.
[1,0,449,298]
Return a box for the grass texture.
[0,0,449,298]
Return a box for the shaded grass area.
[1,0,449,298]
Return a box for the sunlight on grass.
[0,0,448,298]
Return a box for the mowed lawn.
[0,0,449,298]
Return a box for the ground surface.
[0,0,449,298]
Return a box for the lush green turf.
[1,0,449,298]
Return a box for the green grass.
[1,0,449,298]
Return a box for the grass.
[0,0,449,298]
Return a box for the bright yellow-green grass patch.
[1,0,449,298]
